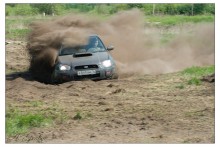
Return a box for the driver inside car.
[87,38,101,52]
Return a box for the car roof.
[89,34,99,38]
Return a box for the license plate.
[77,70,96,76]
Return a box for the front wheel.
[112,72,119,79]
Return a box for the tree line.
[6,3,215,16]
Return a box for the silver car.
[52,35,118,83]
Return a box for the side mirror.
[107,45,114,51]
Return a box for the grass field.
[5,14,214,41]
[145,15,214,26]
[6,101,67,136]
[182,65,214,86]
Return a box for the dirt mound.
[201,73,215,83]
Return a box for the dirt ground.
[5,41,215,143]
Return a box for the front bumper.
[52,66,116,82]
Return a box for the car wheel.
[111,72,119,79]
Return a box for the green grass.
[182,65,214,77]
[181,65,214,86]
[175,83,185,89]
[6,18,30,40]
[6,29,30,40]
[29,101,43,107]
[6,109,52,136]
[73,112,83,120]
[146,15,214,26]
[5,101,68,137]
[5,15,51,40]
[72,111,93,120]
[6,14,214,41]
[187,77,201,86]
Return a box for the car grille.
[74,73,100,80]
[75,64,99,70]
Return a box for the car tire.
[111,72,119,79]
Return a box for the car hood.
[58,51,110,66]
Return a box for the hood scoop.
[73,53,92,57]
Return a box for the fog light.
[106,71,112,76]
[62,75,69,80]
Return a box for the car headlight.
[102,60,112,67]
[59,64,71,71]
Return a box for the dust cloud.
[27,9,214,82]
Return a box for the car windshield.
[59,36,106,55]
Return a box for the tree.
[128,4,144,9]
[193,4,206,15]
[31,4,65,15]
[177,4,192,15]
[203,3,215,14]
[164,4,179,15]
[115,4,129,11]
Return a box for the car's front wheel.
[111,72,119,79]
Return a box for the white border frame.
[1,1,218,147]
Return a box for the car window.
[59,36,107,55]
[86,36,106,52]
